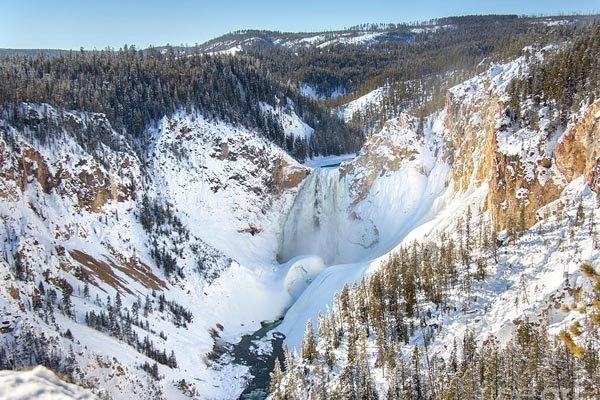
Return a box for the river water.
[231,320,285,400]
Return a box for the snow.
[338,86,389,121]
[316,32,385,48]
[299,84,319,99]
[0,367,98,400]
[450,46,557,105]
[538,19,572,27]
[299,84,346,100]
[339,32,385,45]
[203,39,244,55]
[296,34,327,45]
[149,111,299,267]
[279,259,374,346]
[259,102,314,140]
[212,45,243,55]
[410,24,454,34]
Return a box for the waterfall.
[279,165,380,265]
[279,168,347,264]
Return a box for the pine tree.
[14,252,26,281]
[518,200,527,235]
[339,364,357,400]
[270,358,285,400]
[61,286,73,317]
[576,200,585,226]
[301,320,317,363]
[143,295,152,317]
[115,291,122,315]
[476,257,487,281]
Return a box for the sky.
[2,0,600,49]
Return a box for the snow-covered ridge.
[449,44,557,104]
[198,29,412,55]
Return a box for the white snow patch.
[260,102,314,140]
[339,86,389,121]
[0,367,98,400]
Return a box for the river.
[230,320,286,400]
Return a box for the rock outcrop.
[556,101,600,192]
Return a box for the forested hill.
[0,49,361,161]
[202,14,600,135]
[201,14,597,98]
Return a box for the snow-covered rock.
[0,366,98,400]
[0,104,309,399]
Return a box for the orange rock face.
[555,101,600,192]
[443,93,600,231]
[272,157,308,190]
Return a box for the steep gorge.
[1,44,600,400]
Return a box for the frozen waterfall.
[278,166,378,265]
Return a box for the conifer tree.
[302,320,317,363]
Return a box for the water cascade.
[278,166,379,265]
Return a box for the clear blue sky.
[2,0,599,49]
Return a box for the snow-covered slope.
[148,111,306,267]
[0,103,310,399]
[276,47,600,350]
[431,178,599,352]
[338,86,389,122]
[259,103,314,140]
[0,367,98,400]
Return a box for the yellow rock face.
[444,90,600,231]
[555,101,600,192]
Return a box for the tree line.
[270,200,600,399]
[0,46,362,160]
